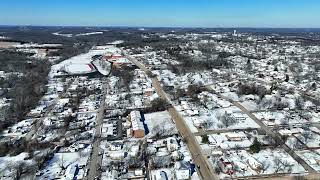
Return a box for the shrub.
[150,98,168,112]
[201,135,209,144]
[250,138,262,153]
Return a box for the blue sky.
[0,0,319,27]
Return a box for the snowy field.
[144,111,177,137]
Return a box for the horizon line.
[1,24,320,30]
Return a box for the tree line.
[0,50,50,133]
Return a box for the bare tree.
[11,162,37,180]
[295,96,305,110]
[202,119,214,130]
[274,156,284,173]
[282,160,293,173]
[153,122,175,138]
[260,160,270,173]
[220,113,237,127]
[126,156,143,168]
[59,155,67,170]
[151,155,171,168]
[301,131,312,144]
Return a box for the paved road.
[85,80,108,180]
[206,86,318,174]
[126,54,218,180]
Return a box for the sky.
[0,0,319,28]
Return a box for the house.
[175,161,191,180]
[103,54,132,68]
[211,150,223,157]
[101,123,114,137]
[110,142,123,151]
[247,158,262,172]
[134,169,144,176]
[153,170,169,180]
[279,129,293,136]
[208,136,218,147]
[218,157,234,175]
[28,105,47,117]
[129,145,140,157]
[176,170,190,180]
[225,111,246,122]
[192,117,204,128]
[144,88,155,96]
[225,133,247,141]
[166,137,179,152]
[109,152,125,160]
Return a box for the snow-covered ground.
[144,111,177,137]
[75,32,103,36]
[294,130,320,148]
[296,150,320,172]
[53,31,104,37]
[213,149,306,179]
[200,131,253,149]
[183,116,199,133]
[0,153,35,179]
[39,145,91,179]
[239,100,258,111]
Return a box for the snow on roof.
[225,132,247,139]
[175,169,190,180]
[64,63,96,75]
[50,46,119,77]
[130,111,144,131]
[59,98,69,104]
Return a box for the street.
[206,86,318,175]
[85,79,108,180]
[126,54,218,180]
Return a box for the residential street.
[206,86,318,175]
[25,83,71,141]
[24,100,58,141]
[126,54,218,180]
[85,79,108,180]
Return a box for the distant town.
[0,27,320,180]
